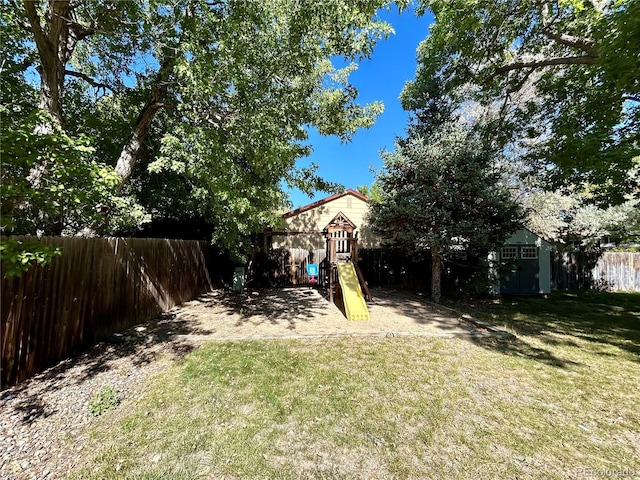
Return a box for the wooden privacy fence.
[258,247,430,288]
[358,248,431,288]
[260,248,327,286]
[265,248,640,293]
[592,252,640,292]
[553,251,640,292]
[552,251,597,290]
[1,236,214,387]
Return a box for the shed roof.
[283,189,368,219]
[507,228,553,247]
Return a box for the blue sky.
[287,5,434,209]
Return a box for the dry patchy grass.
[70,292,640,479]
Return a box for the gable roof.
[324,211,357,230]
[506,228,553,246]
[283,189,368,219]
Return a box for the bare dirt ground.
[177,287,482,339]
[0,287,495,480]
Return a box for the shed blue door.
[500,245,540,294]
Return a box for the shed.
[491,229,553,295]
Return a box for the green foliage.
[408,0,640,204]
[370,123,524,297]
[0,3,37,100]
[524,190,640,249]
[89,386,121,416]
[356,182,383,202]
[0,110,144,237]
[0,239,61,278]
[371,124,523,258]
[137,1,400,252]
[7,0,407,257]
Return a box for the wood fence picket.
[1,236,214,388]
[592,252,640,291]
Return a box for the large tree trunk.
[23,0,71,132]
[431,245,442,304]
[114,89,166,190]
[34,40,66,131]
[22,0,71,192]
[23,1,179,192]
[114,58,175,190]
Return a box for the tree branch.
[64,69,113,91]
[494,66,536,124]
[22,1,47,49]
[48,1,71,58]
[72,23,97,41]
[114,56,177,190]
[542,30,599,57]
[0,57,35,75]
[485,55,598,83]
[622,95,640,103]
[540,1,561,28]
[23,0,66,127]
[62,9,97,42]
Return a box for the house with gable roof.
[267,189,378,252]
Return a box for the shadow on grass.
[368,288,480,333]
[470,335,583,368]
[467,291,640,365]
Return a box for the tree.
[356,182,383,202]
[404,0,640,205]
[370,124,523,302]
[3,0,406,257]
[0,109,118,276]
[524,190,640,250]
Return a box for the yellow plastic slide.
[336,262,370,321]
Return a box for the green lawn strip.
[470,292,640,358]
[70,293,640,479]
[465,291,640,473]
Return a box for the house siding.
[271,193,377,250]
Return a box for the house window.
[521,246,538,259]
[501,247,517,259]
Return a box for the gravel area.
[0,287,493,480]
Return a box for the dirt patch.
[168,287,482,340]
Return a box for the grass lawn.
[70,291,640,479]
